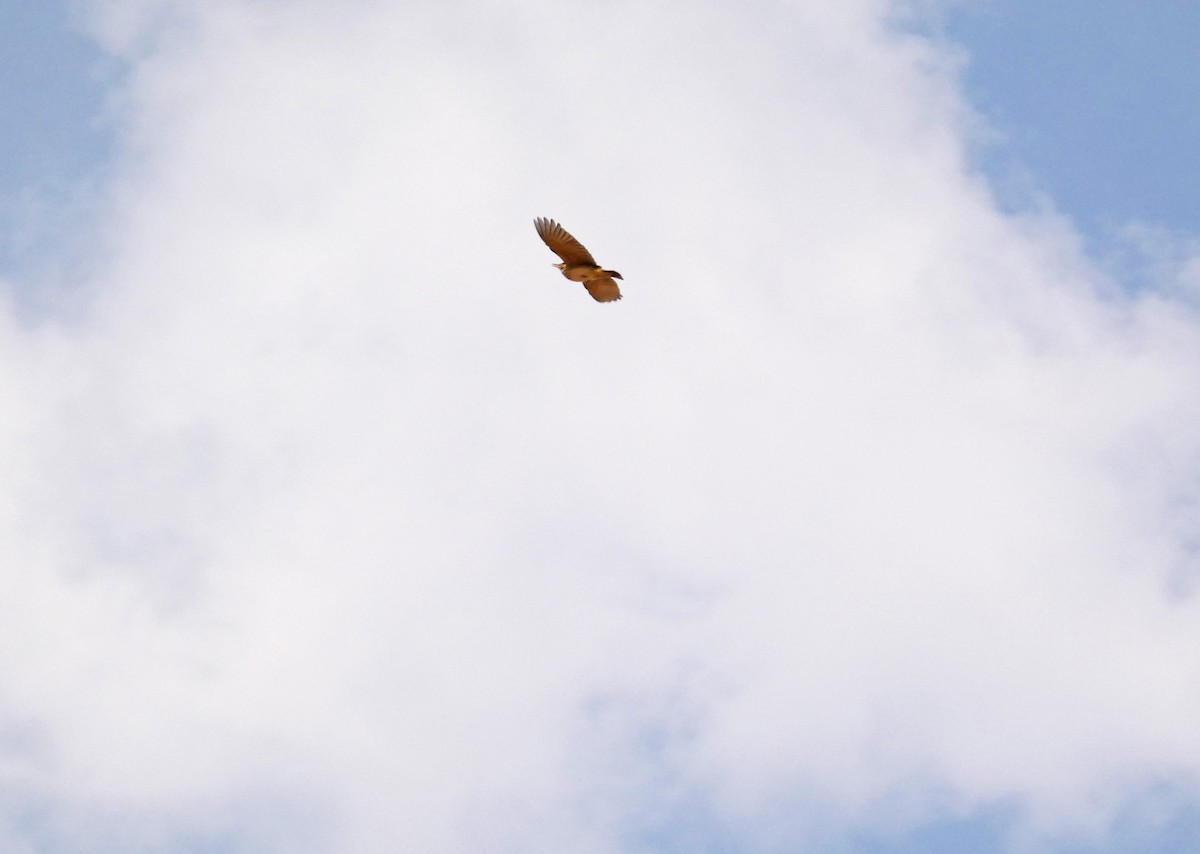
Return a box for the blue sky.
[0,0,114,279]
[0,1,108,192]
[933,0,1200,244]
[3,2,1200,853]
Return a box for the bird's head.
[553,262,566,271]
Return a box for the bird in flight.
[534,217,623,302]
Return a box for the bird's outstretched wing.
[583,276,622,303]
[534,217,597,266]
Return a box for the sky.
[2,1,1200,853]
[928,0,1200,273]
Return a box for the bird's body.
[534,217,623,302]
[557,264,611,283]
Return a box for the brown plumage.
[534,217,623,302]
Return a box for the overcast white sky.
[3,1,1200,852]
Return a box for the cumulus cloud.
[3,0,1200,851]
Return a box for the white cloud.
[3,0,1200,850]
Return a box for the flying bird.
[534,217,623,302]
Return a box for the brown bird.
[534,217,623,302]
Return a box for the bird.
[534,217,623,302]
